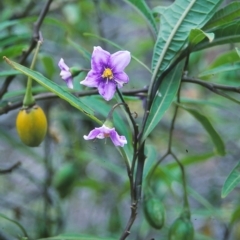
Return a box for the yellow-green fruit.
[16,105,47,147]
[169,217,194,240]
[143,198,165,229]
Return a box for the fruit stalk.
[23,40,42,107]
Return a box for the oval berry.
[168,217,194,240]
[16,105,47,147]
[144,198,165,229]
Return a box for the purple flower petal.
[98,81,116,101]
[114,72,129,87]
[110,51,131,72]
[65,77,74,89]
[91,46,110,73]
[58,58,69,71]
[110,130,127,147]
[83,125,127,147]
[83,128,102,140]
[80,70,101,87]
[58,58,73,89]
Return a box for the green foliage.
[179,104,225,156]
[142,60,185,141]
[1,0,240,239]
[222,161,240,198]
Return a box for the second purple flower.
[80,46,131,101]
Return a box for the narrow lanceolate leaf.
[142,60,185,142]
[204,1,240,30]
[123,0,157,35]
[150,0,222,87]
[3,57,102,125]
[179,105,225,156]
[199,63,240,77]
[222,162,240,198]
[194,20,240,51]
[189,29,214,46]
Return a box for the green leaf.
[0,213,28,238]
[166,152,215,169]
[204,1,240,30]
[152,6,168,16]
[189,29,214,46]
[199,63,240,77]
[179,104,225,156]
[143,144,157,180]
[142,60,185,141]
[84,33,151,73]
[194,20,240,51]
[236,47,240,58]
[4,57,102,125]
[0,20,18,31]
[222,162,240,198]
[67,38,91,61]
[208,50,240,69]
[0,45,27,60]
[0,70,20,77]
[39,53,56,79]
[123,0,157,35]
[150,0,222,87]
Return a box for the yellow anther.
[102,68,113,80]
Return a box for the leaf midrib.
[150,0,196,86]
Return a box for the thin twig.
[119,202,137,240]
[182,76,240,93]
[0,0,53,98]
[0,88,147,115]
[0,162,21,174]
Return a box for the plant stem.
[23,40,42,107]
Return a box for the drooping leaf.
[142,60,185,142]
[204,1,240,30]
[199,63,240,77]
[179,104,225,156]
[222,162,240,198]
[189,29,214,46]
[123,0,157,35]
[3,57,102,125]
[194,20,240,51]
[150,0,222,87]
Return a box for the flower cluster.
[58,46,131,147]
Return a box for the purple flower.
[58,58,73,89]
[80,46,131,101]
[83,124,127,147]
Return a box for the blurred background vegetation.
[1,0,240,239]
